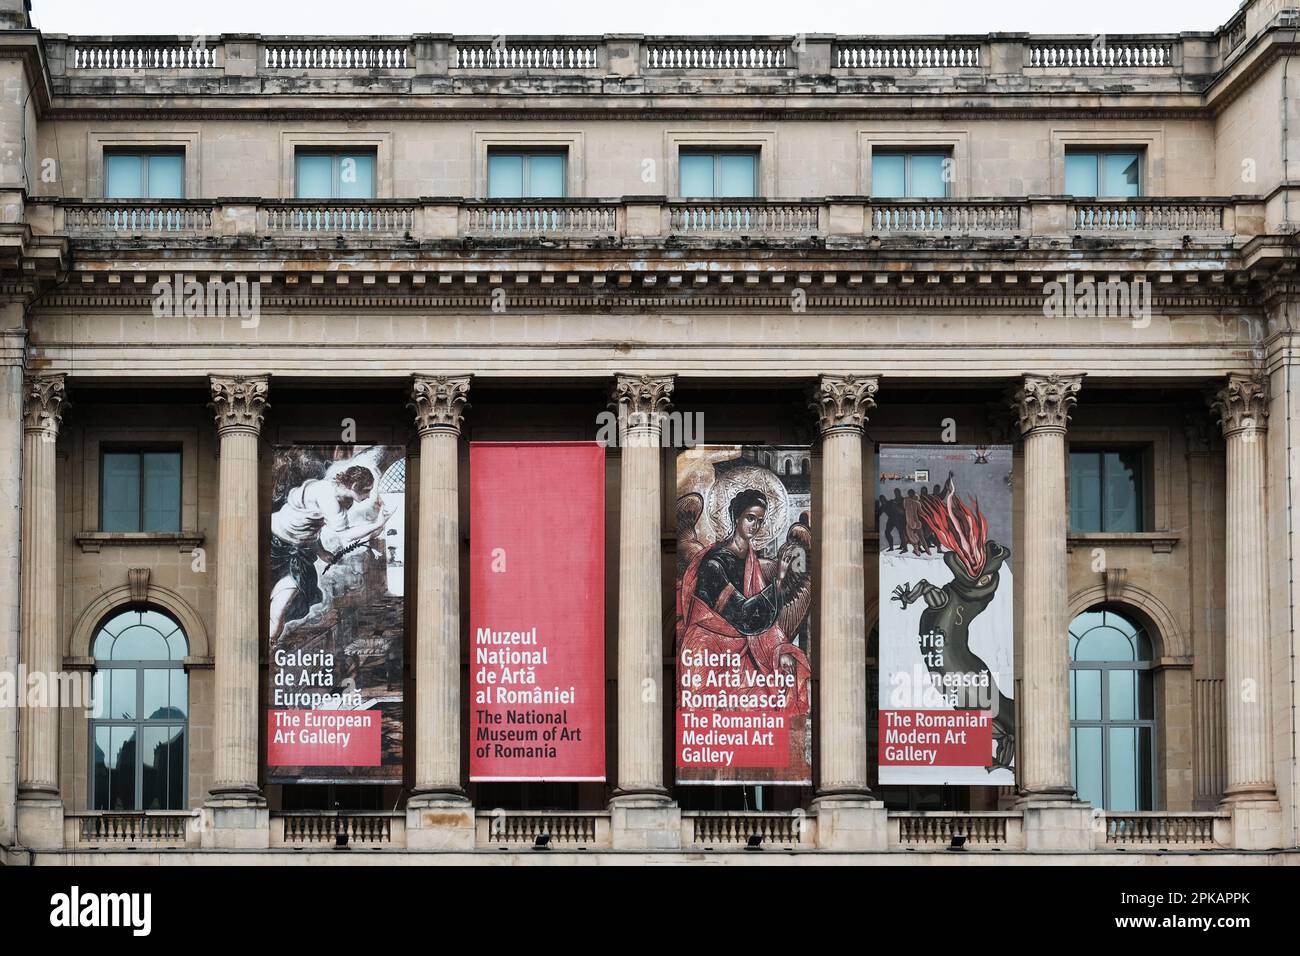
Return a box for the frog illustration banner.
[675,445,814,785]
[877,445,1015,786]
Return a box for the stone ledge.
[74,531,204,553]
[1066,532,1179,553]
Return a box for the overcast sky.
[29,0,1246,37]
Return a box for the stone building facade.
[0,0,1298,862]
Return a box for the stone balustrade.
[685,811,812,848]
[273,811,401,847]
[892,811,1021,848]
[41,196,1247,244]
[66,811,199,847]
[475,811,610,847]
[1103,812,1231,848]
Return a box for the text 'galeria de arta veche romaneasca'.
[1,0,1299,864]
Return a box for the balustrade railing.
[265,44,409,70]
[685,812,809,846]
[478,812,605,846]
[70,42,217,70]
[1070,200,1225,233]
[1029,40,1176,68]
[645,42,789,70]
[63,201,215,235]
[1104,813,1228,847]
[262,202,417,236]
[893,812,1018,846]
[463,202,618,237]
[669,201,820,236]
[836,42,981,69]
[453,42,600,71]
[869,200,1022,233]
[71,812,194,845]
[276,812,397,845]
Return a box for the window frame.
[1067,445,1149,533]
[485,147,569,199]
[870,148,953,198]
[677,148,761,199]
[1068,608,1158,811]
[98,444,183,534]
[292,147,379,200]
[89,608,189,813]
[103,148,187,200]
[1063,147,1145,198]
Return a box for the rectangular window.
[487,150,567,198]
[679,150,758,198]
[871,150,951,198]
[101,449,181,533]
[1068,449,1145,532]
[295,150,376,199]
[1065,150,1142,197]
[104,150,185,199]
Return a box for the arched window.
[1068,607,1155,811]
[90,608,189,811]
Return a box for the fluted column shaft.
[208,375,268,801]
[410,375,471,798]
[1213,374,1277,801]
[17,374,65,800]
[812,375,877,796]
[1015,374,1083,800]
[613,374,674,798]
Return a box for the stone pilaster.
[1013,373,1093,849]
[609,373,681,850]
[405,375,475,850]
[203,375,270,849]
[1210,372,1283,849]
[810,374,887,850]
[0,325,24,848]
[15,373,65,850]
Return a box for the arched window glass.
[90,608,189,811]
[1069,607,1156,811]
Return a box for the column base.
[1221,794,1283,851]
[609,791,681,850]
[405,791,476,851]
[813,794,888,851]
[1019,799,1094,851]
[15,793,64,850]
[202,790,269,849]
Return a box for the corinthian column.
[1211,373,1281,847]
[205,376,269,840]
[811,374,877,799]
[15,373,66,850]
[1013,373,1083,803]
[608,374,682,850]
[405,375,475,850]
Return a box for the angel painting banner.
[469,442,606,782]
[675,445,814,785]
[877,445,1015,786]
[265,445,405,784]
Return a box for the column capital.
[811,374,878,435]
[1013,373,1083,437]
[1210,372,1268,439]
[612,373,674,421]
[23,373,66,438]
[209,375,270,436]
[409,374,471,436]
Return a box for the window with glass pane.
[487,150,566,198]
[1065,150,1142,197]
[101,449,181,533]
[872,150,950,198]
[679,150,758,198]
[1069,449,1144,532]
[1069,608,1156,811]
[105,151,185,199]
[90,608,189,811]
[294,150,376,199]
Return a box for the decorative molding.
[1013,373,1083,436]
[75,531,205,554]
[1067,582,1190,661]
[66,582,212,662]
[127,567,151,604]
[812,374,879,435]
[23,373,67,436]
[1066,532,1179,554]
[409,374,472,435]
[612,374,675,431]
[1209,372,1268,439]
[1103,567,1128,603]
[208,374,270,434]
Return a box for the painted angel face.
[737,505,767,541]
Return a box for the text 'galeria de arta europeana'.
[2,0,1299,864]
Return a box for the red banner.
[469,442,605,782]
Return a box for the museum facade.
[0,0,1298,863]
